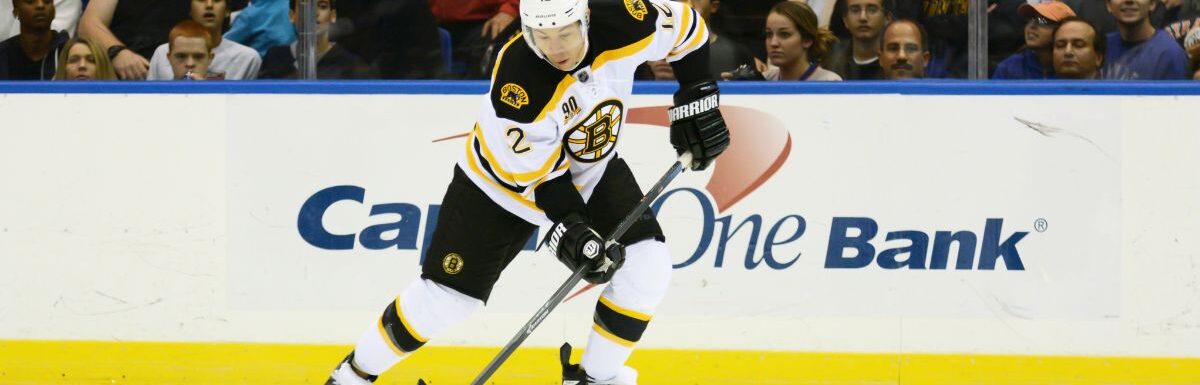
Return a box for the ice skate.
[324,353,377,385]
[559,343,638,385]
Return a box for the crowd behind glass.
[0,0,1196,81]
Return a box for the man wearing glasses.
[993,1,1075,79]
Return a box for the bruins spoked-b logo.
[624,0,648,21]
[565,99,623,163]
[442,253,464,275]
[499,83,529,109]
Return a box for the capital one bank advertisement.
[226,93,1120,348]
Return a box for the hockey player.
[325,0,728,384]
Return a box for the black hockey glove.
[541,213,626,284]
[668,80,730,171]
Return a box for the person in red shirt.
[428,0,518,78]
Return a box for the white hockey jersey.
[457,0,710,226]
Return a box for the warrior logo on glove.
[582,240,600,259]
[546,222,569,253]
[669,80,730,171]
[541,214,626,285]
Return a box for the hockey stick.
[467,154,692,385]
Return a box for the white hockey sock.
[352,322,404,375]
[351,278,482,375]
[581,240,672,382]
[582,328,634,381]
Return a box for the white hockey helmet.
[520,0,590,70]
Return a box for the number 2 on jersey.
[506,127,531,154]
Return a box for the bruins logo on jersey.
[624,0,648,21]
[499,83,530,109]
[442,253,464,275]
[565,99,624,163]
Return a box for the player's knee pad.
[594,240,672,345]
[606,239,672,311]
[380,278,482,353]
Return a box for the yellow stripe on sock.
[598,295,652,322]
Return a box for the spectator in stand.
[166,20,220,80]
[223,0,294,57]
[335,0,442,78]
[1186,25,1200,78]
[78,0,189,80]
[684,0,761,79]
[1102,0,1189,79]
[0,0,69,79]
[823,0,892,79]
[54,36,117,79]
[994,1,1076,79]
[147,0,259,80]
[258,0,371,78]
[1052,16,1106,78]
[1162,0,1200,42]
[1,0,78,40]
[427,0,515,78]
[790,0,839,28]
[989,0,1034,73]
[879,18,930,79]
[916,0,967,78]
[1063,0,1167,37]
[763,1,842,80]
[720,0,787,60]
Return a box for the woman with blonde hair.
[764,1,842,81]
[54,37,117,80]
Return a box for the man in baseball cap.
[993,1,1076,79]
